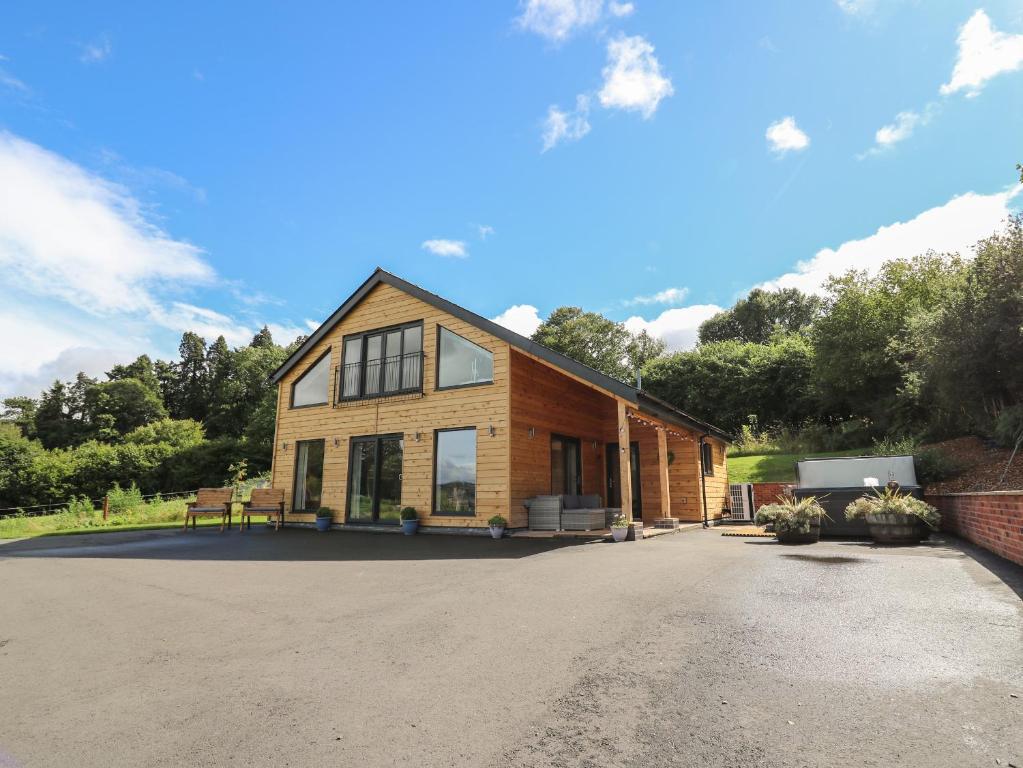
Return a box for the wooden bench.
[183,487,234,532]
[239,488,285,531]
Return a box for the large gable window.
[291,351,331,408]
[339,322,423,401]
[437,326,493,390]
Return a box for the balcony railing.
[337,352,423,402]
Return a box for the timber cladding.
[272,282,510,527]
[508,350,615,527]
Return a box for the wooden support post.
[657,427,671,518]
[617,400,633,523]
[102,495,109,521]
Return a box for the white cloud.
[608,2,635,17]
[0,133,215,320]
[766,116,810,154]
[835,0,877,15]
[542,94,591,151]
[624,287,689,306]
[80,34,112,64]
[624,305,723,351]
[758,186,1023,295]
[941,10,1023,97]
[421,238,469,258]
[477,224,495,240]
[598,35,673,118]
[0,66,28,92]
[516,0,603,42]
[492,304,543,337]
[875,110,920,147]
[0,132,285,397]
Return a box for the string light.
[624,410,694,441]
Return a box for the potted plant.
[610,513,629,542]
[487,514,507,539]
[315,507,332,532]
[754,495,827,544]
[844,486,940,544]
[399,506,419,535]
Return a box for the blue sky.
[1,1,1022,396]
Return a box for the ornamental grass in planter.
[844,486,940,544]
[399,506,419,535]
[754,495,827,544]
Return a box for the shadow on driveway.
[0,527,588,563]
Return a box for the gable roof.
[270,268,731,442]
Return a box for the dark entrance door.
[347,434,404,523]
[606,442,641,519]
[551,434,582,495]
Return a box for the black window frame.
[292,438,326,512]
[435,325,495,392]
[431,426,478,517]
[701,441,715,477]
[289,348,332,409]
[550,433,583,495]
[337,320,424,402]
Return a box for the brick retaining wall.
[751,482,795,509]
[926,491,1023,567]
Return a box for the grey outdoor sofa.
[524,494,610,531]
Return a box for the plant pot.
[401,519,419,536]
[489,525,504,539]
[611,527,628,542]
[315,516,331,532]
[775,520,820,544]
[865,513,928,544]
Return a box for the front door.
[606,442,641,520]
[551,434,582,495]
[347,434,404,523]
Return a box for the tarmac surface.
[1,526,1020,767]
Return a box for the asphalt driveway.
[0,527,1020,767]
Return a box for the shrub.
[844,486,940,529]
[872,435,918,455]
[107,482,144,514]
[754,495,827,534]
[913,447,961,484]
[487,515,507,527]
[316,506,333,519]
[610,513,629,529]
[399,506,418,521]
[993,404,1023,449]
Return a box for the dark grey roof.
[270,268,731,442]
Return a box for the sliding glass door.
[347,434,403,523]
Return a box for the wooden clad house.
[269,269,731,532]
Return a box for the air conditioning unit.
[729,483,755,522]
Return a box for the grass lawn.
[0,496,267,540]
[728,448,869,484]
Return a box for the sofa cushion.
[578,494,601,510]
[561,494,580,509]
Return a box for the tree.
[175,332,209,423]
[84,379,168,440]
[107,355,161,396]
[531,307,660,382]
[922,215,1023,435]
[698,287,823,345]
[1,397,38,438]
[250,325,274,349]
[642,335,818,433]
[812,253,965,436]
[204,336,236,437]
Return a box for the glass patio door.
[606,442,641,519]
[347,434,403,523]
